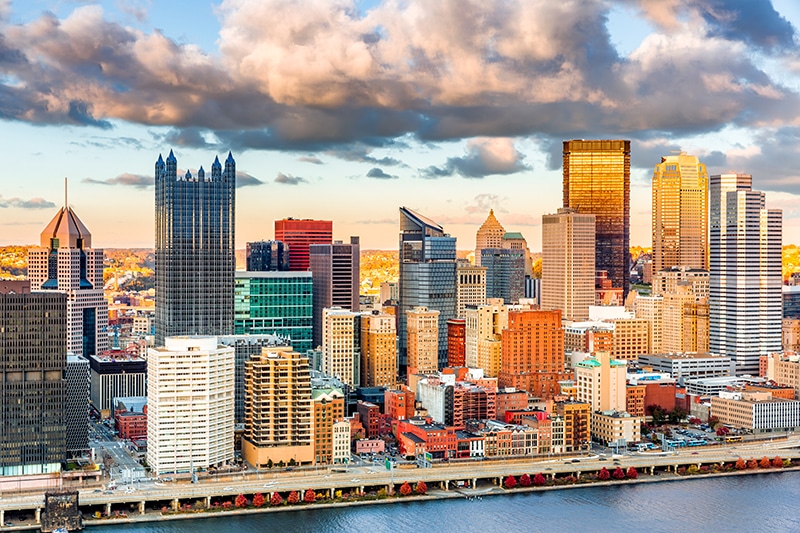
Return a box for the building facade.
[154,151,235,346]
[246,240,289,271]
[274,218,333,272]
[475,210,505,266]
[65,354,90,456]
[563,139,631,297]
[360,311,397,388]
[481,248,526,304]
[322,307,360,387]
[309,237,360,348]
[406,306,440,376]
[456,261,487,318]
[88,351,147,415]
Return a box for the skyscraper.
[246,240,288,271]
[309,237,360,348]
[274,218,333,272]
[399,207,457,373]
[360,311,397,388]
[481,247,526,304]
[563,139,631,297]
[652,152,709,272]
[406,306,439,376]
[155,150,235,346]
[0,289,67,476]
[28,189,108,357]
[322,307,360,387]
[541,207,596,321]
[456,260,487,318]
[710,174,782,374]
[475,210,505,266]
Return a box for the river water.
[89,473,799,533]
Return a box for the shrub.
[626,467,638,479]
[519,473,531,487]
[700,465,709,473]
[270,492,283,506]
[235,494,248,508]
[772,456,784,468]
[612,467,625,480]
[747,459,758,469]
[597,467,611,481]
[687,465,699,475]
[415,481,427,495]
[304,489,316,503]
[735,458,747,470]
[503,475,517,489]
[677,467,686,475]
[533,473,546,486]
[759,457,771,469]
[252,493,265,508]
[399,482,412,496]
[287,491,300,504]
[222,501,233,509]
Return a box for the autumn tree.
[252,493,265,508]
[612,467,626,480]
[415,481,427,495]
[287,491,300,504]
[735,458,747,470]
[304,489,316,503]
[235,494,248,508]
[626,467,638,479]
[519,473,531,487]
[504,475,517,489]
[597,467,611,481]
[746,459,758,469]
[772,456,784,468]
[759,456,771,469]
[270,492,283,506]
[399,482,412,496]
[716,426,730,436]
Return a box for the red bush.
[287,491,300,504]
[304,489,316,503]
[415,481,427,495]
[399,482,412,496]
[270,492,283,506]
[626,467,638,479]
[503,475,517,489]
[222,501,233,509]
[235,494,248,508]
[612,467,625,480]
[735,458,746,470]
[759,457,771,469]
[772,456,784,468]
[747,459,758,469]
[252,493,265,508]
[519,473,531,487]
[598,467,611,481]
[533,473,546,486]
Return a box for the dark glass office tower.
[155,150,235,346]
[309,237,360,348]
[246,240,289,271]
[563,140,631,297]
[0,290,67,476]
[481,247,525,304]
[398,207,457,374]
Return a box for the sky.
[2,0,800,251]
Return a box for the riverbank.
[75,465,800,530]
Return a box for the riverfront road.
[2,436,799,516]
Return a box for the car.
[571,459,580,463]
[224,486,233,491]
[350,478,360,482]
[599,457,607,461]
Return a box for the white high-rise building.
[322,307,360,386]
[456,260,487,318]
[147,336,235,476]
[710,174,782,375]
[542,208,596,322]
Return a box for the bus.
[724,435,743,443]
[687,439,706,447]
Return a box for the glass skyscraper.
[398,207,457,374]
[563,139,631,297]
[155,150,236,345]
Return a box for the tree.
[648,405,667,425]
[270,492,283,506]
[707,415,720,429]
[519,473,531,487]
[735,458,747,470]
[277,460,285,468]
[626,467,638,479]
[759,456,771,469]
[415,481,427,495]
[304,489,316,503]
[266,459,274,469]
[598,467,611,481]
[668,407,688,424]
[399,482,412,496]
[612,467,625,480]
[716,426,730,436]
[235,494,248,508]
[772,456,784,468]
[746,459,758,469]
[503,475,517,489]
[288,458,297,467]
[252,493,265,508]
[222,501,233,509]
[533,473,546,486]
[287,490,300,504]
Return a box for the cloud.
[464,193,509,215]
[274,172,307,185]
[236,171,263,188]
[83,173,153,189]
[0,196,57,209]
[326,144,406,166]
[298,155,323,164]
[355,218,395,224]
[422,138,529,178]
[366,167,397,179]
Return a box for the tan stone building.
[322,307,360,387]
[360,312,397,387]
[464,299,507,376]
[312,388,345,465]
[765,352,800,400]
[475,210,505,266]
[711,390,800,434]
[407,306,440,375]
[592,410,643,446]
[456,260,487,318]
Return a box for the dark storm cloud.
[699,0,796,52]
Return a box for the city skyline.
[2,1,800,250]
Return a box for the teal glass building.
[234,271,313,353]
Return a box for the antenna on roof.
[64,177,68,210]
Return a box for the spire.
[157,154,164,165]
[198,165,205,180]
[212,155,221,169]
[64,177,68,210]
[166,149,176,163]
[226,151,235,164]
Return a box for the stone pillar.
[1,509,5,525]
[650,466,654,475]
[550,473,555,480]
[172,498,179,511]
[105,503,111,516]
[35,508,41,523]
[443,481,448,492]
[576,471,581,479]
[330,488,334,499]
[359,486,364,495]
[139,501,145,515]
[206,496,211,508]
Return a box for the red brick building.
[384,388,415,422]
[356,400,382,438]
[274,218,333,271]
[496,388,529,420]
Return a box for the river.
[88,472,799,533]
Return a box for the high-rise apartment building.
[234,271,313,353]
[652,153,709,272]
[28,195,107,357]
[0,290,66,476]
[475,210,505,266]
[634,295,664,354]
[575,351,627,412]
[563,139,631,297]
[322,307,360,387]
[154,151,235,346]
[147,336,234,476]
[406,306,440,376]
[662,285,709,354]
[499,309,568,399]
[309,237,360,348]
[481,247,526,304]
[274,218,333,272]
[242,346,313,467]
[246,240,289,271]
[360,311,397,387]
[398,207,457,372]
[710,174,782,374]
[464,300,507,376]
[541,207,596,321]
[456,260,487,318]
